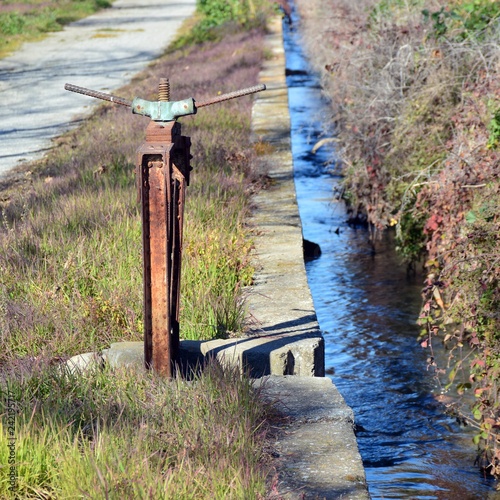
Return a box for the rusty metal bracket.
[64,78,266,376]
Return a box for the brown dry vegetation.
[295,0,500,477]
[0,26,267,366]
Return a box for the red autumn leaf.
[471,358,486,368]
[425,214,443,233]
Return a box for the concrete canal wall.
[246,16,369,499]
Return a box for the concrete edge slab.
[248,16,370,499]
[254,375,368,500]
[248,14,325,378]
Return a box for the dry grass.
[296,0,498,236]
[0,2,284,495]
[0,360,274,498]
[0,28,269,367]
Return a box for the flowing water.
[283,10,497,499]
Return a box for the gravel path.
[0,0,196,177]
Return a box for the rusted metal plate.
[138,150,173,376]
[149,158,171,375]
[137,121,191,376]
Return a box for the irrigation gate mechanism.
[65,79,266,377]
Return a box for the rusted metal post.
[137,105,191,377]
[64,79,265,377]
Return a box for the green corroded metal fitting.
[131,97,196,122]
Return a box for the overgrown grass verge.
[0,360,272,498]
[170,0,275,49]
[295,0,500,476]
[0,0,112,58]
[0,0,280,496]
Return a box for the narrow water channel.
[283,9,497,499]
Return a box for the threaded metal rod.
[195,84,266,108]
[158,78,170,102]
[64,83,132,107]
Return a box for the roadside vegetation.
[0,0,280,497]
[1,362,272,498]
[0,0,113,58]
[296,0,500,477]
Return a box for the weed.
[487,108,500,149]
[423,0,500,41]
[0,360,272,498]
[170,0,276,49]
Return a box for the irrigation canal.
[283,7,497,499]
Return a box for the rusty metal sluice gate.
[65,79,266,377]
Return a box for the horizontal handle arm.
[64,83,132,107]
[195,84,266,108]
